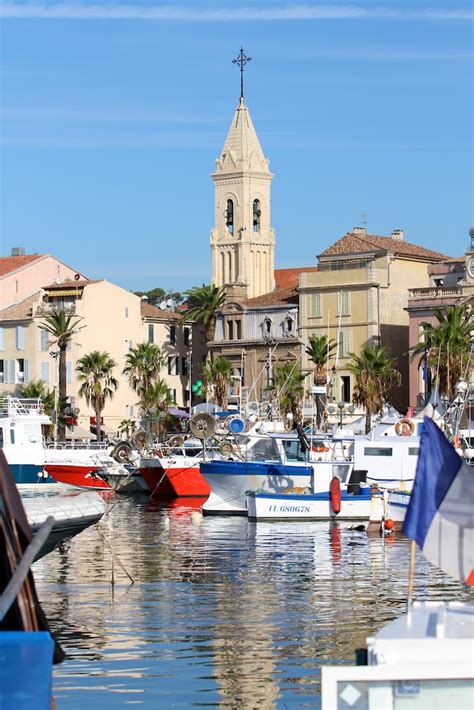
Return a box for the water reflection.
[33,497,473,709]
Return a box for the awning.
[65,425,93,439]
[168,408,191,419]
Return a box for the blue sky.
[1,1,472,293]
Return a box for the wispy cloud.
[0,3,472,21]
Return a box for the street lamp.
[50,349,60,440]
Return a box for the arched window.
[225,199,234,235]
[284,316,294,335]
[263,317,272,336]
[252,199,261,232]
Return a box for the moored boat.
[22,489,106,559]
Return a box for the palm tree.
[76,351,118,441]
[202,356,232,409]
[305,334,337,428]
[182,284,226,344]
[348,342,401,433]
[141,378,174,440]
[17,379,55,415]
[269,362,305,427]
[118,418,136,440]
[409,305,472,399]
[40,309,84,441]
[123,342,165,412]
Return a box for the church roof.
[213,97,270,175]
[320,231,447,262]
[243,266,318,308]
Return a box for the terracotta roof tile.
[140,302,181,320]
[0,254,46,277]
[274,266,318,290]
[319,232,448,261]
[242,266,317,308]
[0,292,41,322]
[243,287,299,308]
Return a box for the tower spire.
[232,47,252,100]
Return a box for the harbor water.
[33,496,472,709]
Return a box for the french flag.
[403,416,474,585]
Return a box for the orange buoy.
[384,518,395,530]
[330,476,341,514]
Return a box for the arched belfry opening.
[225,199,234,235]
[253,199,261,233]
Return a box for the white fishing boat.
[246,480,383,522]
[22,489,106,559]
[322,416,474,709]
[0,396,129,492]
[321,600,474,709]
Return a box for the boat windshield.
[243,437,280,462]
[280,438,307,462]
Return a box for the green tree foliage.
[182,284,226,343]
[409,305,472,399]
[305,334,337,427]
[269,362,305,427]
[17,379,55,415]
[141,378,175,439]
[134,287,183,306]
[40,309,85,441]
[76,351,118,441]
[202,356,232,409]
[348,342,401,433]
[123,342,165,416]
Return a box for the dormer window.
[263,317,272,336]
[252,199,261,232]
[225,199,234,235]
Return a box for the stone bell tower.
[210,50,275,300]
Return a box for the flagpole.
[406,539,416,622]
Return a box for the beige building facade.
[0,274,204,435]
[299,228,447,412]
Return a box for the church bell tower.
[210,49,275,300]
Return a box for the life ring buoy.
[311,444,330,453]
[330,476,341,514]
[395,418,415,437]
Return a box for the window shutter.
[338,291,350,316]
[23,359,29,383]
[66,362,73,384]
[16,326,24,350]
[0,327,4,351]
[41,362,49,384]
[9,360,15,384]
[310,294,321,318]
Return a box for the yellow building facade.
[299,228,447,412]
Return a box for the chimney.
[11,247,25,256]
[391,229,404,241]
[352,226,367,235]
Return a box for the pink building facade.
[406,258,465,410]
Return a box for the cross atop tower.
[232,47,252,99]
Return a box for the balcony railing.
[408,286,463,300]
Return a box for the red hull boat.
[139,457,210,498]
[44,464,112,491]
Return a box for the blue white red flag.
[403,416,474,585]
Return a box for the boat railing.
[0,397,45,417]
[45,441,108,450]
